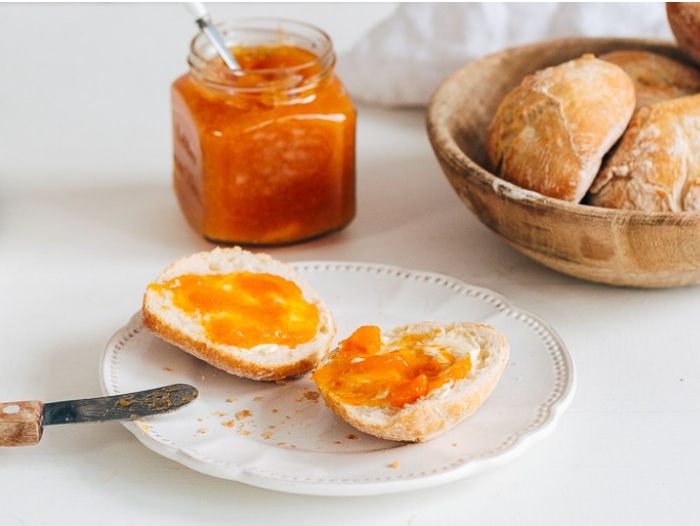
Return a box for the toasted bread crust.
[315,322,509,442]
[487,54,635,202]
[142,247,335,382]
[588,94,700,211]
[601,50,700,109]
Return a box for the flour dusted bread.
[588,94,700,212]
[487,54,635,202]
[601,50,700,109]
[143,247,335,381]
[313,322,509,442]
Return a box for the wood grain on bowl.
[427,37,700,288]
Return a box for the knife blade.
[0,384,198,447]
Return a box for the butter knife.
[0,384,198,447]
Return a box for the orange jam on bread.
[313,326,473,408]
[150,272,320,348]
[172,30,356,245]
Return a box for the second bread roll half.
[601,50,700,110]
[487,54,635,202]
[588,94,700,212]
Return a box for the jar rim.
[187,17,336,94]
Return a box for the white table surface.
[1,3,699,525]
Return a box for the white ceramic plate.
[100,261,575,496]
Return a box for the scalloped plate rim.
[99,260,576,496]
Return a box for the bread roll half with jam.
[487,54,635,202]
[313,322,509,442]
[143,247,335,381]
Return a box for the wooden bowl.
[427,37,700,288]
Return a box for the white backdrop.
[340,3,670,105]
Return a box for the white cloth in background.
[338,2,672,107]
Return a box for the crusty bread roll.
[601,50,700,109]
[667,3,700,66]
[143,247,335,381]
[487,54,635,202]
[313,322,509,442]
[588,94,700,211]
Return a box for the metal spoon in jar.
[185,2,240,72]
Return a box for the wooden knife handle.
[0,400,43,446]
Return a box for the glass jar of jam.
[172,19,356,245]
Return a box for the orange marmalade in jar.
[172,19,356,245]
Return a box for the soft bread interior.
[143,247,335,370]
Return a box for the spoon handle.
[185,1,208,20]
[185,2,240,71]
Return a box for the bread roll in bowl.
[486,55,635,203]
[601,49,700,109]
[589,94,700,211]
[427,37,700,287]
[587,50,700,211]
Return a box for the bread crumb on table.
[347,434,358,440]
[238,429,251,436]
[253,396,264,402]
[261,431,274,440]
[162,367,173,372]
[196,428,208,435]
[303,390,320,401]
[235,409,252,419]
[226,397,236,404]
[211,410,228,417]
[387,461,400,469]
[221,420,235,428]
